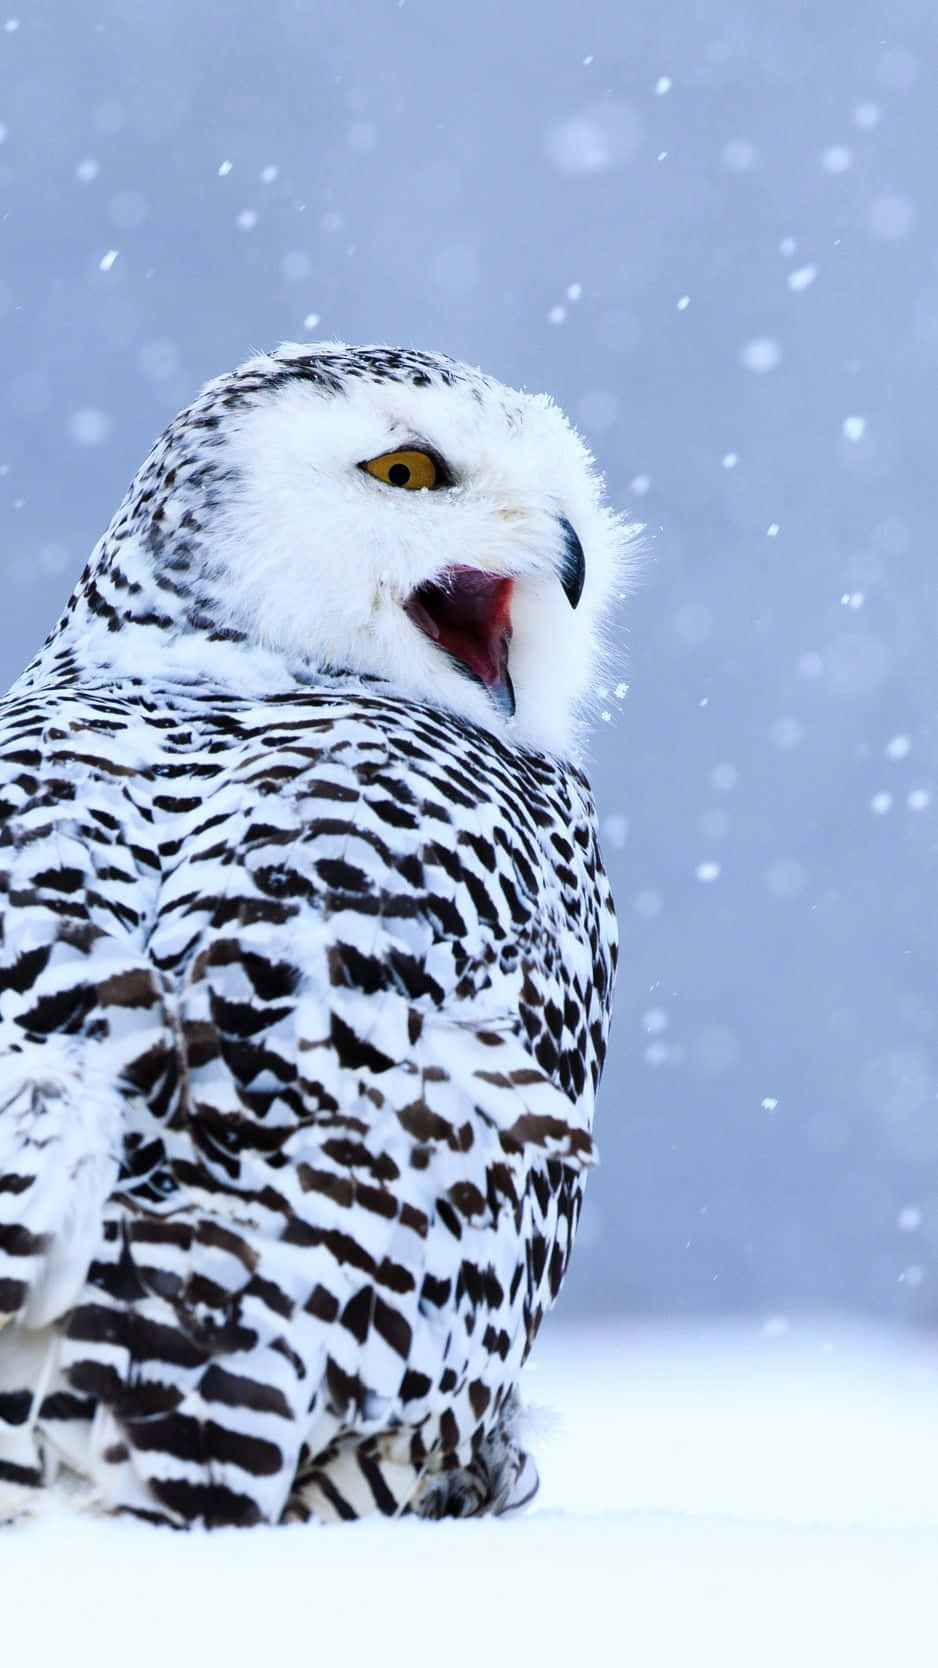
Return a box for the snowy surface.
[5,1320,938,1667]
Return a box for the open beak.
[404,568,516,715]
[403,519,585,718]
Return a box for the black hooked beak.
[557,517,586,609]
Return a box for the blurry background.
[1,0,936,1328]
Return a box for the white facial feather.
[206,344,633,755]
[39,342,635,758]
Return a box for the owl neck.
[14,417,321,699]
[14,514,354,701]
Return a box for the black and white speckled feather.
[0,343,624,1527]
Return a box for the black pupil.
[388,462,412,487]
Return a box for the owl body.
[0,344,625,1526]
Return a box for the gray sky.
[2,0,936,1324]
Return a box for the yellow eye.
[361,449,440,491]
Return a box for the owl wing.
[0,688,173,1330]
[0,688,615,1524]
[95,699,617,1519]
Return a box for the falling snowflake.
[788,265,818,292]
[741,338,782,374]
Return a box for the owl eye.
[360,449,442,491]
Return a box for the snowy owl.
[0,343,626,1527]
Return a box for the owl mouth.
[404,567,515,717]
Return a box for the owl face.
[186,345,631,755]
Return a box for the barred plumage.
[0,343,624,1526]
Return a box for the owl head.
[55,344,634,758]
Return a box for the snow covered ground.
[5,1320,938,1667]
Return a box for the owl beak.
[404,568,516,717]
[557,517,586,609]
